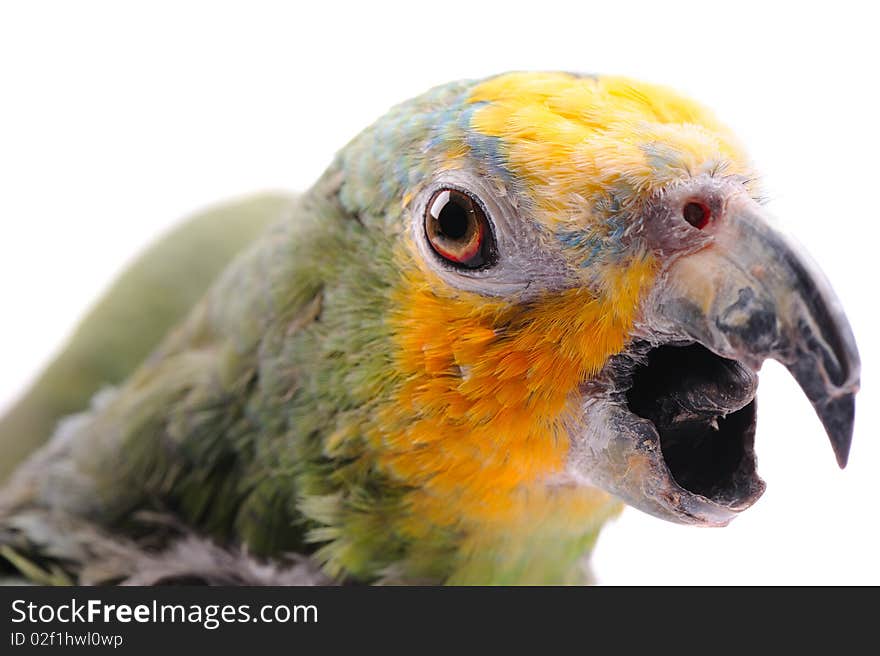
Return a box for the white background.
[1,1,877,584]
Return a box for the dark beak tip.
[816,393,855,469]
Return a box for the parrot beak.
[569,192,861,526]
[654,193,860,466]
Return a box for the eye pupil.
[683,201,711,229]
[425,188,494,269]
[437,199,469,239]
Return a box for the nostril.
[683,200,712,229]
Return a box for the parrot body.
[0,73,860,585]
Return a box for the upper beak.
[652,193,861,467]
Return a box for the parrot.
[0,71,861,585]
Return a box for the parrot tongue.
[625,343,762,506]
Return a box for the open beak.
[570,193,861,526]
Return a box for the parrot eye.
[425,188,495,268]
[682,200,712,229]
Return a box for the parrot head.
[324,72,859,576]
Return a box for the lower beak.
[652,193,860,467]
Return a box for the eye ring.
[682,200,712,230]
[424,187,496,269]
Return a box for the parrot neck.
[364,256,654,582]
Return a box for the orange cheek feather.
[368,255,656,537]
